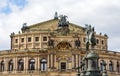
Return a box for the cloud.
[9,0,27,7]
[0,0,28,14]
[0,0,8,8]
[0,0,120,52]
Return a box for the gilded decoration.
[56,41,72,51]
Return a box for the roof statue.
[21,23,29,33]
[58,15,69,28]
[56,15,70,35]
[85,24,96,51]
[54,12,58,19]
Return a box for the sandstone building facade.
[0,13,120,76]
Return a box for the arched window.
[29,59,35,70]
[116,62,119,72]
[109,61,113,72]
[8,60,13,71]
[18,59,24,71]
[40,59,47,71]
[100,60,104,71]
[0,60,4,72]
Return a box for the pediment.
[23,19,85,33]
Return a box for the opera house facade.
[0,13,120,76]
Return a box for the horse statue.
[58,15,69,27]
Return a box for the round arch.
[18,59,24,71]
[0,60,4,72]
[28,59,35,70]
[109,60,113,72]
[100,60,105,71]
[8,59,14,71]
[40,58,47,71]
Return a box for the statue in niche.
[85,24,96,51]
[75,38,81,49]
[48,37,54,48]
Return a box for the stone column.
[74,54,76,68]
[14,57,17,73]
[78,54,80,67]
[32,34,34,48]
[39,58,41,71]
[23,57,25,73]
[18,35,20,49]
[53,54,55,68]
[51,54,53,68]
[4,58,8,73]
[72,55,74,69]
[106,59,109,71]
[114,60,117,72]
[39,35,42,49]
[25,57,28,73]
[54,55,56,69]
[76,54,78,68]
[35,57,37,72]
[98,59,100,70]
[49,54,51,68]
[37,56,40,71]
[47,54,49,71]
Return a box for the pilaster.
[76,54,78,68]
[37,56,40,71]
[47,54,50,71]
[25,57,28,73]
[4,58,8,73]
[72,55,74,68]
[35,57,37,72]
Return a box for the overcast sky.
[0,0,120,52]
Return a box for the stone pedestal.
[85,51,101,76]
